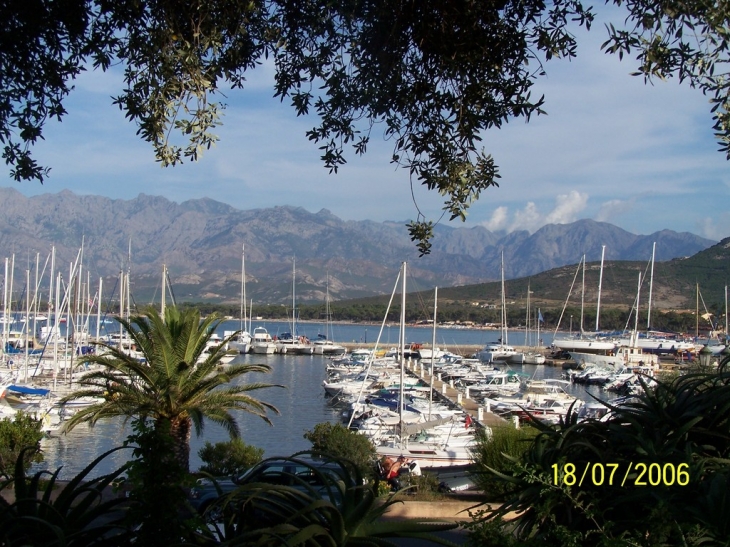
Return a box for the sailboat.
[227,244,252,354]
[507,283,546,365]
[613,243,694,356]
[551,248,616,354]
[373,263,477,467]
[275,258,314,355]
[569,272,659,372]
[476,251,520,364]
[313,273,346,355]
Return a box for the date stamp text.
[551,462,689,487]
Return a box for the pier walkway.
[399,357,510,428]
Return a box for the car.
[187,454,351,520]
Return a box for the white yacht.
[250,327,277,354]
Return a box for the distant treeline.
[174,301,718,336]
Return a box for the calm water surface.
[37,324,604,479]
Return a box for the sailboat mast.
[291,256,297,340]
[399,261,406,446]
[429,286,437,420]
[118,269,123,349]
[580,255,585,335]
[632,272,641,347]
[501,251,507,345]
[161,264,166,319]
[725,285,730,345]
[240,244,247,332]
[126,239,131,321]
[696,283,699,339]
[596,245,605,332]
[3,257,8,351]
[32,252,39,346]
[325,272,331,341]
[23,268,29,382]
[524,281,530,346]
[647,242,656,329]
[96,277,102,342]
[49,246,55,331]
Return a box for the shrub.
[197,438,264,476]
[397,471,444,500]
[0,411,44,477]
[0,447,131,546]
[470,425,538,500]
[483,358,730,547]
[303,422,377,478]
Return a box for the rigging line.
[622,259,654,333]
[347,267,402,430]
[403,266,432,321]
[165,268,177,306]
[552,257,583,339]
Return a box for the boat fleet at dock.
[320,346,624,469]
[1,246,727,475]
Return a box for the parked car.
[188,454,351,520]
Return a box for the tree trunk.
[169,416,192,473]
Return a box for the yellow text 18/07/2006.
[551,462,689,487]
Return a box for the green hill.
[308,238,730,334]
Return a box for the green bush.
[0,447,131,546]
[397,471,444,500]
[303,422,377,479]
[0,411,44,477]
[483,358,730,547]
[197,438,264,476]
[470,425,538,500]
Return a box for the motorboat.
[275,332,314,355]
[251,327,277,354]
[313,336,347,355]
[475,343,518,363]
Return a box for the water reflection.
[37,344,611,480]
[39,352,340,479]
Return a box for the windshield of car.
[234,459,346,506]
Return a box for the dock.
[397,357,511,428]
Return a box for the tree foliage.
[303,421,378,479]
[198,438,264,476]
[0,447,132,547]
[604,0,730,157]
[4,1,729,251]
[2,0,595,253]
[60,305,282,472]
[0,412,44,477]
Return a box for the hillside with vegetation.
[200,238,730,336]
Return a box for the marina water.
[36,321,610,479]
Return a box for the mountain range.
[0,187,717,305]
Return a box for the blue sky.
[5,8,729,242]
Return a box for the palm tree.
[61,306,282,472]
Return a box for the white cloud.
[481,206,509,231]
[478,192,588,234]
[544,191,589,224]
[508,202,542,232]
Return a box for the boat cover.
[7,384,51,396]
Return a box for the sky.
[5,8,730,242]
